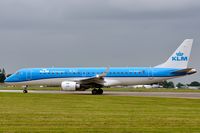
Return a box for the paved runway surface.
[1,90,200,99]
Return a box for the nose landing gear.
[22,85,28,93]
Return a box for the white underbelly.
[104,77,175,86]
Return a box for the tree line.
[0,68,6,83]
[159,81,200,88]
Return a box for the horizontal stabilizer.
[172,68,197,75]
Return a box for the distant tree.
[162,81,169,88]
[189,81,200,87]
[176,82,185,88]
[0,68,6,83]
[162,81,175,88]
[168,81,175,88]
[2,68,5,74]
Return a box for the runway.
[1,90,200,99]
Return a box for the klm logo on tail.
[172,52,188,61]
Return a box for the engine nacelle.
[61,81,80,91]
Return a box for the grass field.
[0,93,200,132]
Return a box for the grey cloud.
[109,0,200,12]
[0,0,200,23]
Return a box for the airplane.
[4,39,197,95]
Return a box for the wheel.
[97,88,103,95]
[92,89,98,95]
[23,89,28,93]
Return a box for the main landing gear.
[92,88,103,95]
[22,85,28,93]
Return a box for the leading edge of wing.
[77,67,110,85]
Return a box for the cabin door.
[26,70,32,81]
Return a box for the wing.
[77,67,110,85]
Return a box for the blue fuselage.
[5,67,183,83]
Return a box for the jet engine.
[61,81,80,91]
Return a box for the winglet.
[97,67,110,78]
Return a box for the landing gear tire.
[92,88,103,95]
[92,89,98,95]
[23,89,28,93]
[97,88,103,95]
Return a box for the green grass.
[0,93,200,132]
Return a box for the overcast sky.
[0,0,199,83]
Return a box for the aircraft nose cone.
[4,75,13,83]
[4,78,10,82]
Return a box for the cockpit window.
[16,71,20,75]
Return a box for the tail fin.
[155,39,193,68]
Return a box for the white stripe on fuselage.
[5,77,179,87]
